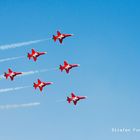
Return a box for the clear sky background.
[0,0,140,140]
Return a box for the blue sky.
[0,0,140,139]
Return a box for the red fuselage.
[56,34,72,40]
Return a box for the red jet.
[53,31,73,43]
[4,68,22,81]
[33,79,53,92]
[27,49,46,62]
[59,61,80,73]
[67,93,86,105]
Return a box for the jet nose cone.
[77,64,80,66]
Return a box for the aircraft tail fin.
[67,97,71,103]
[27,53,32,59]
[33,83,38,89]
[59,65,64,72]
[4,72,8,79]
[53,35,57,42]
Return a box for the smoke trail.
[40,68,59,72]
[0,75,4,79]
[0,68,58,80]
[21,68,58,77]
[0,86,32,93]
[0,56,25,63]
[0,102,40,110]
[0,38,51,50]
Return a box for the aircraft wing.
[8,69,12,73]
[59,39,63,44]
[39,86,43,92]
[57,31,61,35]
[73,100,77,105]
[71,93,76,97]
[32,49,36,54]
[66,69,69,74]
[10,76,14,81]
[33,56,37,61]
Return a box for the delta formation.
[2,31,87,106]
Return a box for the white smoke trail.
[21,68,58,77]
[0,86,32,93]
[0,102,40,110]
[40,68,59,72]
[0,38,51,50]
[0,75,4,79]
[0,68,58,80]
[0,56,25,63]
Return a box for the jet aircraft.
[53,31,73,43]
[27,49,46,61]
[67,92,86,105]
[33,79,53,91]
[4,68,22,81]
[59,61,80,73]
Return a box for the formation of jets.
[3,31,86,105]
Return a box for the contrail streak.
[0,38,51,50]
[0,68,58,80]
[0,86,32,93]
[0,56,25,63]
[21,68,58,77]
[0,102,40,110]
[0,75,4,79]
